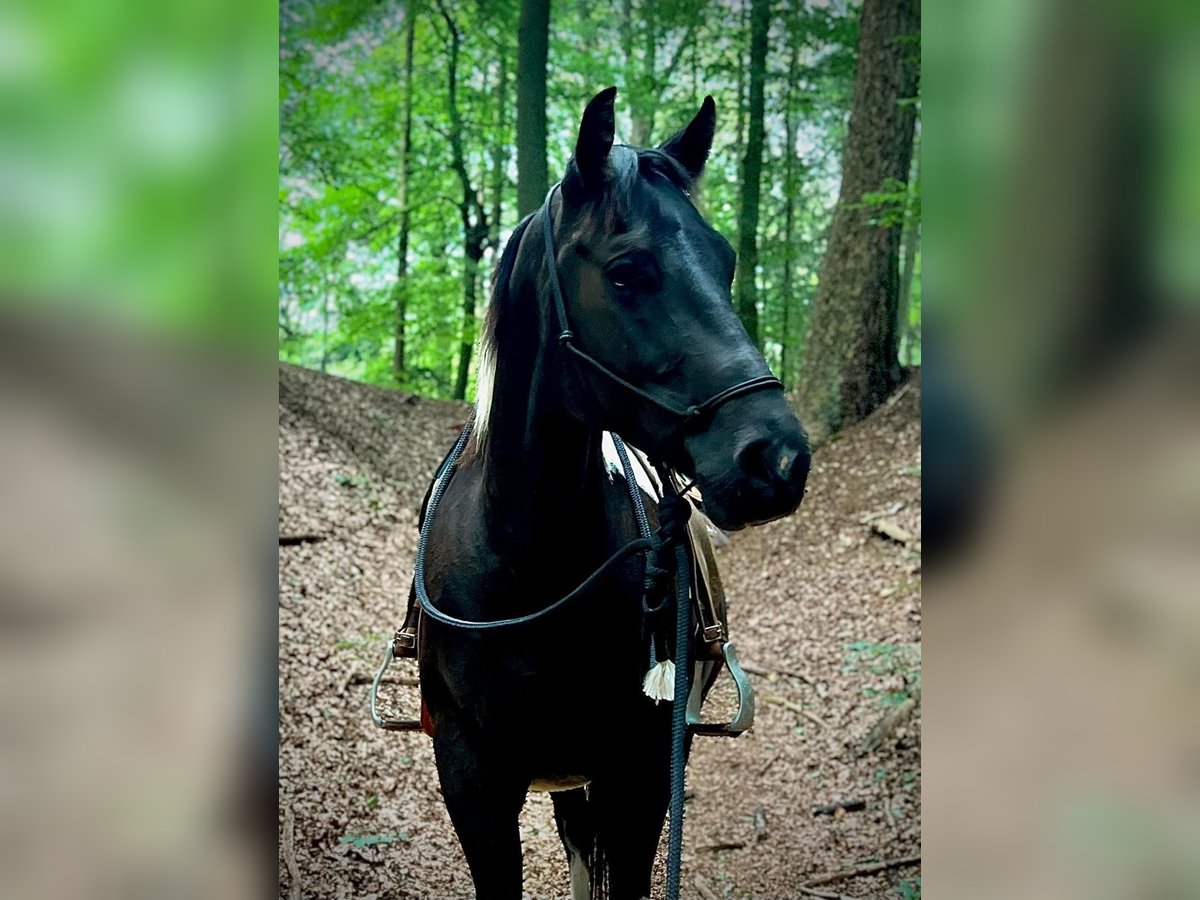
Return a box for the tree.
[795,0,920,438]
[516,0,549,217]
[779,32,801,389]
[734,0,769,348]
[619,0,704,147]
[490,50,510,249]
[392,2,417,383]
[897,135,920,365]
[435,0,491,400]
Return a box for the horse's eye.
[607,263,638,291]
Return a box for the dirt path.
[279,363,921,899]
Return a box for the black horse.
[415,87,810,900]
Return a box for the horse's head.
[550,87,810,530]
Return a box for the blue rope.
[665,540,691,900]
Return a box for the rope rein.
[412,422,664,631]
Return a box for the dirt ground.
[279,362,921,899]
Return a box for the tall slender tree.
[516,0,550,217]
[490,51,510,247]
[780,32,801,389]
[435,0,490,400]
[732,2,749,168]
[734,0,769,347]
[796,0,920,437]
[391,3,417,383]
[620,0,703,146]
[897,138,920,365]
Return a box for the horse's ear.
[573,86,618,184]
[658,95,716,180]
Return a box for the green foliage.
[843,640,921,708]
[853,177,912,228]
[339,831,410,848]
[279,0,920,399]
[896,877,921,899]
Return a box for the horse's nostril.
[778,450,795,479]
[735,437,775,482]
[737,435,810,494]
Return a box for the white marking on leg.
[568,843,591,900]
[566,835,595,900]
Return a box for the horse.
[412,86,810,900]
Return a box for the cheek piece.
[541,183,783,448]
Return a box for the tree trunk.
[516,0,549,217]
[733,2,749,168]
[630,6,658,145]
[490,53,509,245]
[437,0,489,400]
[392,3,417,383]
[322,268,332,373]
[780,37,801,389]
[454,253,480,400]
[734,0,769,348]
[795,0,920,438]
[897,143,920,365]
[625,1,702,147]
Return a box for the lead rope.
[651,468,693,900]
[666,536,690,900]
[603,437,692,900]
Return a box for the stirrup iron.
[686,641,755,737]
[369,638,423,732]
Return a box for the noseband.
[540,183,783,439]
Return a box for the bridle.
[540,182,784,442]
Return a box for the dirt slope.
[279,362,921,899]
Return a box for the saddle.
[373,437,755,737]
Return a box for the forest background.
[279,0,921,438]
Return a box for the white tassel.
[642,659,675,704]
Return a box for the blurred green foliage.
[0,0,277,347]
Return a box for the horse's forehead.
[604,152,687,230]
[612,144,638,177]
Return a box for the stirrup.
[369,638,423,732]
[686,641,755,737]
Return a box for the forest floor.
[279,362,922,899]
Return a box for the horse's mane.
[470,211,534,458]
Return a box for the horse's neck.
[480,401,606,557]
[476,224,610,564]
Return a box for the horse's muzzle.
[684,399,811,531]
